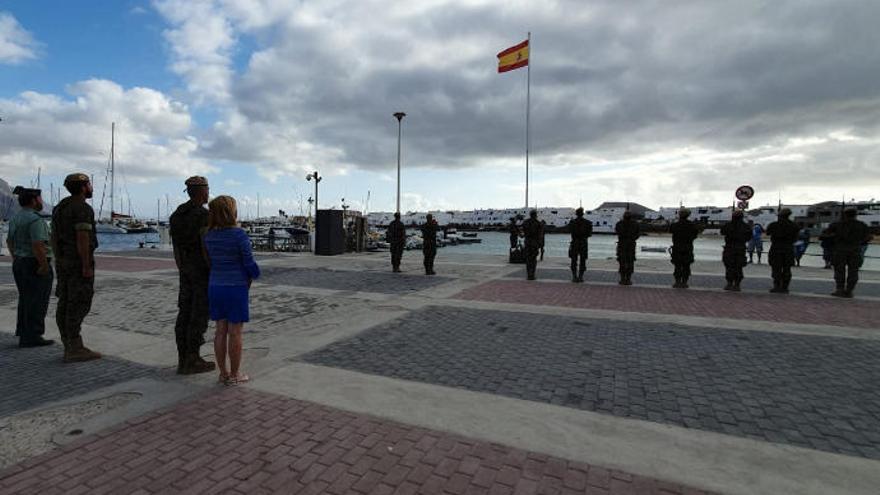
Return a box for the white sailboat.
[96,123,127,233]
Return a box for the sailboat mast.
[110,122,115,218]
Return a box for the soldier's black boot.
[180,353,216,375]
[723,281,734,291]
[578,270,585,283]
[831,285,847,297]
[844,282,856,298]
[681,277,689,289]
[780,280,790,294]
[571,272,578,283]
[63,337,102,363]
[732,280,742,292]
[769,280,781,293]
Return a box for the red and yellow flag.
[497,40,529,73]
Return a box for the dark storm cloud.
[187,0,880,195]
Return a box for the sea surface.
[96,231,880,271]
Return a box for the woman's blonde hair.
[208,195,238,230]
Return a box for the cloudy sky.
[1,0,879,218]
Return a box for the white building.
[367,202,656,234]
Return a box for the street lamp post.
[393,112,406,214]
[306,171,322,253]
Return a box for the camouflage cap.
[679,208,691,217]
[575,207,584,216]
[185,176,209,187]
[779,208,792,217]
[64,172,90,185]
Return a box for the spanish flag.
[497,40,529,73]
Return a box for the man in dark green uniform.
[538,220,547,261]
[7,187,54,347]
[568,207,593,282]
[169,176,215,374]
[721,210,752,291]
[387,212,405,272]
[827,209,873,297]
[420,214,438,275]
[766,208,800,293]
[522,210,542,280]
[615,211,640,285]
[669,208,699,288]
[51,173,102,362]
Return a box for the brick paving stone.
[95,256,178,272]
[504,267,880,298]
[303,306,880,459]
[259,266,451,294]
[0,387,712,495]
[455,279,880,329]
[0,334,161,417]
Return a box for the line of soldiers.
[504,206,874,297]
[386,212,439,275]
[8,174,221,373]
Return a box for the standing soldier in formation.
[522,210,542,280]
[387,212,406,273]
[508,217,519,250]
[568,207,593,282]
[614,211,640,285]
[169,176,215,375]
[51,173,102,362]
[420,214,438,275]
[720,210,752,291]
[766,208,800,293]
[538,219,547,261]
[8,187,54,347]
[827,208,873,297]
[669,208,699,288]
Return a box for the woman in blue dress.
[204,196,260,385]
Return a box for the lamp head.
[394,112,406,121]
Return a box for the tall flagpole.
[525,32,531,210]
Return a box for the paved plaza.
[0,250,879,494]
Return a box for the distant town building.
[366,202,657,233]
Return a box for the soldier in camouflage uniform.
[169,176,215,374]
[766,208,800,294]
[721,210,752,291]
[420,214,438,275]
[522,210,542,280]
[669,208,699,288]
[51,173,102,362]
[827,208,873,298]
[567,207,593,282]
[387,212,406,272]
[614,211,640,285]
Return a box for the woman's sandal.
[228,373,249,385]
[218,372,230,385]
